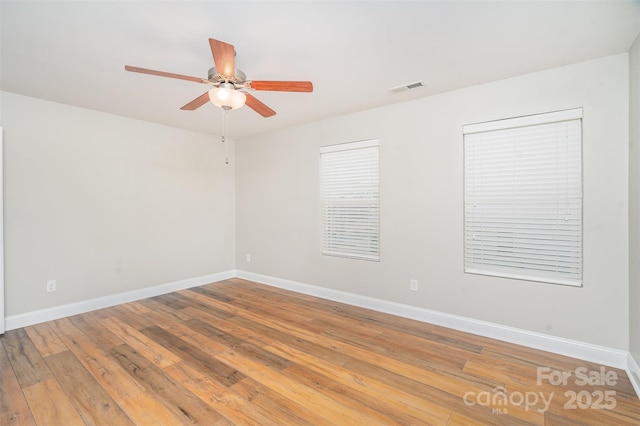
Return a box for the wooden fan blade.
[245,93,276,117]
[248,81,313,92]
[180,92,211,110]
[125,65,206,84]
[209,38,235,78]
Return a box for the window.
[463,108,583,286]
[320,139,380,261]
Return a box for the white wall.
[0,92,235,316]
[236,54,630,350]
[630,34,640,362]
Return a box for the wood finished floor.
[1,278,639,425]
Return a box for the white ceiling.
[2,1,639,140]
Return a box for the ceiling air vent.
[388,80,424,94]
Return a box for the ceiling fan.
[125,38,313,118]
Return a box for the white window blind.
[463,108,583,286]
[320,139,380,261]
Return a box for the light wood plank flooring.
[1,278,639,425]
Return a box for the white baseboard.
[5,270,236,330]
[236,270,630,371]
[628,353,640,398]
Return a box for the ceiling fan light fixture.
[126,37,313,118]
[208,85,246,110]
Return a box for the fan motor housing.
[208,67,246,84]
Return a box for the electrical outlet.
[246,254,251,262]
[410,279,418,291]
[46,280,57,292]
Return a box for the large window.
[320,139,380,261]
[463,108,583,286]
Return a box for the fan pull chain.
[222,107,229,165]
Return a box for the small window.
[463,108,583,286]
[320,139,380,261]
